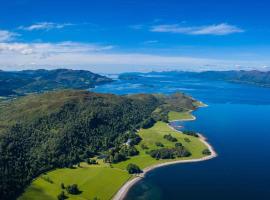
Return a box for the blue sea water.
[93,74,270,200]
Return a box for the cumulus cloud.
[19,22,73,31]
[0,30,19,42]
[151,23,244,35]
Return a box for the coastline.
[112,111,217,200]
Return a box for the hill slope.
[0,90,198,199]
[0,69,112,96]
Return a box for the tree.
[182,130,199,137]
[175,142,182,147]
[155,142,164,147]
[163,134,177,142]
[127,146,139,156]
[140,144,149,150]
[61,183,65,189]
[142,117,156,129]
[66,184,80,195]
[150,147,191,159]
[126,163,142,174]
[202,149,211,155]
[57,191,67,200]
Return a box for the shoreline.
[112,111,217,200]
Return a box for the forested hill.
[0,69,112,96]
[190,70,270,87]
[119,70,270,87]
[0,90,198,199]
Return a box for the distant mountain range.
[1,69,269,97]
[120,70,270,87]
[0,69,112,96]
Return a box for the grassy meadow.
[168,111,195,121]
[19,161,131,200]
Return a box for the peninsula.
[113,111,217,200]
[0,90,216,200]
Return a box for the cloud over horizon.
[0,41,268,73]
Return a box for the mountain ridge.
[0,69,112,96]
[119,70,270,87]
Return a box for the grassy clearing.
[113,121,207,170]
[168,111,194,121]
[19,161,131,200]
[20,113,208,200]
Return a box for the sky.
[0,0,270,73]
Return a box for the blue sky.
[0,0,270,73]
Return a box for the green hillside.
[20,120,208,200]
[0,90,198,199]
[0,69,112,96]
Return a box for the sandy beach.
[112,113,217,200]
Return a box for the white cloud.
[0,30,19,42]
[151,23,244,35]
[0,42,114,56]
[0,42,268,73]
[19,22,73,31]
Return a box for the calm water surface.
[93,74,270,200]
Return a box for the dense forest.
[0,69,112,96]
[0,90,198,199]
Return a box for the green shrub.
[57,191,67,200]
[150,147,191,159]
[155,142,164,147]
[175,142,182,147]
[66,184,80,195]
[182,130,199,137]
[140,143,149,150]
[163,134,177,142]
[202,149,211,155]
[126,163,142,174]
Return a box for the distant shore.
[112,111,217,200]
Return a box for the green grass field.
[113,121,207,170]
[168,111,194,121]
[20,113,208,200]
[19,161,131,200]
